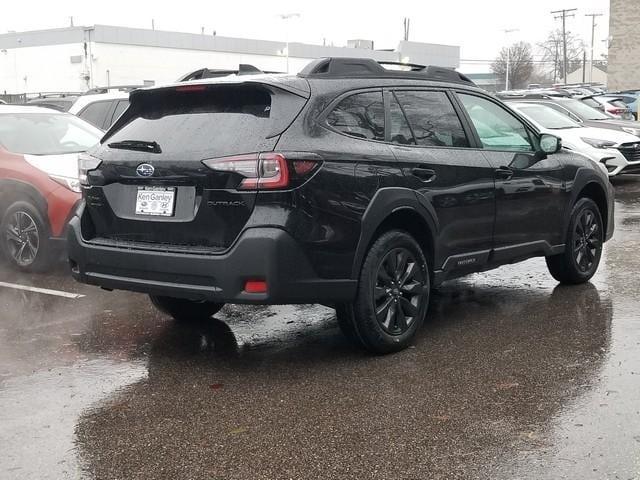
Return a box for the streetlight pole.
[279,13,300,73]
[503,29,519,91]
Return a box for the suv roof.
[298,57,474,85]
[140,58,479,103]
[69,90,130,115]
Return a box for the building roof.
[0,25,460,68]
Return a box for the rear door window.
[389,94,415,145]
[109,100,129,127]
[326,91,385,141]
[79,100,115,129]
[393,90,469,147]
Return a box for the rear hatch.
[82,79,308,252]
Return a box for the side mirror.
[539,134,562,154]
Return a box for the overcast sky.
[1,0,610,72]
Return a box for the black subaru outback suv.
[68,58,614,354]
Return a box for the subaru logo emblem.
[136,163,154,177]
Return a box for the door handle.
[411,168,437,182]
[495,166,514,180]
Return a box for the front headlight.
[50,175,81,193]
[78,153,102,186]
[581,137,617,149]
[621,127,640,137]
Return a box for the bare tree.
[538,30,585,83]
[491,42,534,90]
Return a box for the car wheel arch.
[351,187,438,280]
[565,170,609,237]
[0,179,49,220]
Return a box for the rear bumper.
[67,215,357,304]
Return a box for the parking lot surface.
[1,177,639,480]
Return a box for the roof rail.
[83,85,144,95]
[298,57,475,85]
[177,64,282,82]
[25,92,81,99]
[498,93,553,100]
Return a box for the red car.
[0,106,102,271]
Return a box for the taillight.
[174,84,207,92]
[202,152,321,190]
[607,107,627,115]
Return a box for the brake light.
[174,85,207,92]
[202,152,321,190]
[244,280,267,293]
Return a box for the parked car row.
[496,93,640,176]
[500,85,639,121]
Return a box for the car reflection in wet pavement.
[1,177,639,480]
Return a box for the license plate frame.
[135,186,176,217]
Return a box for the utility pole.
[585,13,603,83]
[503,28,519,91]
[403,18,410,42]
[278,13,300,73]
[551,8,577,85]
[553,39,560,83]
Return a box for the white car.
[509,102,640,177]
[68,86,137,131]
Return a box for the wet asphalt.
[1,177,639,480]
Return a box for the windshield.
[0,113,102,155]
[562,99,611,120]
[514,104,581,129]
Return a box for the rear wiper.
[107,140,162,154]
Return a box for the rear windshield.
[515,104,580,129]
[562,99,610,120]
[608,99,629,109]
[0,113,103,155]
[105,84,306,159]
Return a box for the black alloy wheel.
[572,208,600,274]
[546,198,603,284]
[336,230,430,354]
[374,247,427,336]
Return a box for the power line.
[551,8,577,84]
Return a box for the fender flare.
[0,179,48,218]
[351,187,439,279]
[564,168,610,233]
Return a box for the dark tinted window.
[327,91,384,141]
[107,85,305,158]
[79,100,114,129]
[109,100,129,127]
[394,91,468,147]
[389,94,415,145]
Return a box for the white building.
[566,65,608,86]
[0,25,460,94]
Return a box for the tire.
[336,230,430,354]
[546,198,604,285]
[149,295,225,322]
[0,201,54,272]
